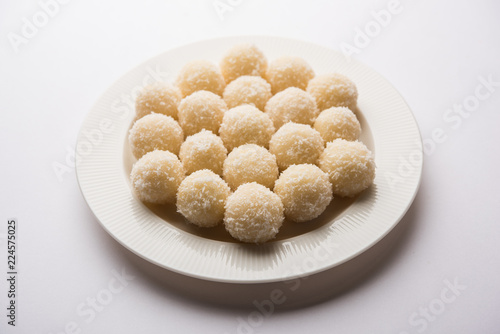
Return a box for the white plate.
[76,36,423,283]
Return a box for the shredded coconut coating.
[135,82,181,120]
[177,90,227,136]
[314,107,361,143]
[319,139,375,197]
[223,144,279,190]
[223,75,272,111]
[224,183,284,243]
[130,150,185,204]
[179,130,227,176]
[176,60,226,97]
[220,44,268,84]
[307,73,358,111]
[269,122,324,171]
[128,113,183,159]
[219,105,275,152]
[264,87,319,129]
[274,164,332,223]
[176,169,231,227]
[265,56,315,94]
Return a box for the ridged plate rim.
[76,36,423,283]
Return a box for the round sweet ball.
[269,122,324,171]
[223,144,279,190]
[176,60,226,97]
[314,107,361,143]
[129,113,183,159]
[224,183,284,243]
[307,73,358,111]
[178,90,227,136]
[219,105,275,152]
[135,82,181,120]
[265,56,315,94]
[319,139,375,197]
[220,44,268,84]
[179,130,227,176]
[274,164,332,223]
[130,150,185,204]
[264,87,319,129]
[223,75,272,111]
[176,169,231,227]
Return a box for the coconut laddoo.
[127,44,375,239]
[269,122,324,171]
[223,144,279,190]
[264,87,318,129]
[130,150,185,204]
[179,130,227,176]
[219,105,275,151]
[224,183,284,243]
[319,139,375,197]
[177,90,227,136]
[274,164,332,223]
[135,82,181,120]
[314,107,361,143]
[176,60,226,97]
[265,56,314,94]
[128,113,183,159]
[220,44,268,83]
[307,73,358,111]
[176,170,231,227]
[223,75,272,111]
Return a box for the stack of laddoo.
[128,44,375,243]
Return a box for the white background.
[1,0,500,333]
